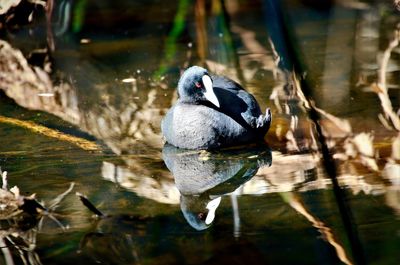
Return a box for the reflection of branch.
[396,1,400,11]
[48,182,75,211]
[1,230,42,265]
[0,115,99,151]
[374,28,400,131]
[0,237,14,265]
[284,193,353,265]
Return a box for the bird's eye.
[198,212,207,221]
[195,82,202,88]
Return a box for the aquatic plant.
[0,168,74,265]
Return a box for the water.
[0,0,399,264]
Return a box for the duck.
[161,66,272,150]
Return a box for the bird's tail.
[257,108,272,134]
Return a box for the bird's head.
[177,66,220,108]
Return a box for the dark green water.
[0,0,399,264]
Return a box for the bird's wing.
[211,76,245,92]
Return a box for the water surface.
[0,0,399,264]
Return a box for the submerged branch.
[0,115,100,151]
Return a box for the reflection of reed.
[284,193,353,265]
[231,25,278,83]
[195,0,207,64]
[0,38,164,154]
[0,40,101,151]
[154,0,190,78]
[194,0,245,83]
[373,27,400,131]
[262,2,366,263]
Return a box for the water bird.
[161,66,272,149]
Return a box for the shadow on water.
[0,0,399,264]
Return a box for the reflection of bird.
[162,144,272,230]
[180,195,221,231]
[161,66,272,150]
